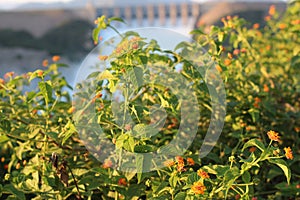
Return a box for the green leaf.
[0,135,9,143]
[15,141,31,160]
[134,145,156,153]
[169,175,179,188]
[0,184,2,197]
[3,184,25,200]
[108,17,126,24]
[218,32,225,42]
[190,29,204,35]
[224,166,240,198]
[93,16,107,44]
[116,133,135,152]
[291,55,300,67]
[187,172,199,184]
[268,159,291,184]
[86,71,101,79]
[98,70,116,80]
[132,123,157,138]
[157,93,169,108]
[60,120,77,145]
[136,154,151,183]
[123,136,135,152]
[248,108,259,123]
[174,192,187,200]
[92,27,101,44]
[0,120,11,133]
[242,139,266,152]
[242,171,251,183]
[124,169,136,181]
[174,41,190,51]
[38,81,52,107]
[126,66,144,90]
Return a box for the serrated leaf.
[92,27,101,44]
[38,81,52,107]
[190,29,204,35]
[268,159,291,184]
[98,70,116,80]
[174,192,187,200]
[169,175,179,188]
[126,66,143,90]
[136,154,151,183]
[218,32,225,42]
[87,71,101,79]
[0,135,9,143]
[174,41,190,51]
[134,145,156,153]
[248,108,259,123]
[242,139,266,152]
[187,172,199,184]
[123,135,135,152]
[0,119,11,133]
[132,123,157,138]
[116,133,129,149]
[3,184,25,200]
[61,121,77,145]
[108,17,126,24]
[242,171,251,183]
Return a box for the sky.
[0,0,72,9]
[0,0,288,10]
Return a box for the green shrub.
[0,2,299,199]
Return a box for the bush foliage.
[0,2,299,199]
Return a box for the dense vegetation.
[0,2,299,199]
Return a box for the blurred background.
[0,0,287,85]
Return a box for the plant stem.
[66,162,82,200]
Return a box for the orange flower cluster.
[233,49,240,55]
[124,124,131,131]
[176,156,185,172]
[253,23,260,29]
[102,159,113,169]
[67,106,75,114]
[52,55,61,62]
[4,71,14,79]
[265,16,271,21]
[163,159,175,167]
[224,59,231,66]
[114,37,141,55]
[291,19,300,25]
[253,97,261,108]
[36,70,43,77]
[197,169,210,179]
[278,23,287,30]
[221,16,235,28]
[263,84,269,92]
[42,59,49,67]
[284,147,293,160]
[240,48,247,53]
[267,130,280,142]
[118,178,127,186]
[187,157,195,166]
[268,5,276,16]
[191,181,206,195]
